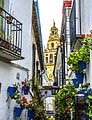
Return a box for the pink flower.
[67,111,69,114]
[67,98,70,100]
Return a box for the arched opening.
[51,43,54,49]
[50,54,53,62]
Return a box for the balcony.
[0,7,24,61]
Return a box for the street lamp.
[51,82,59,95]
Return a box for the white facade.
[0,0,33,119]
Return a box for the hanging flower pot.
[14,107,22,117]
[6,16,13,24]
[72,79,79,88]
[78,89,88,100]
[75,73,84,83]
[78,60,86,69]
[28,110,35,118]
[8,86,16,97]
[22,86,30,95]
[0,8,2,14]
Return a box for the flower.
[23,97,25,99]
[23,99,27,103]
[34,115,37,118]
[20,99,23,101]
[23,104,26,106]
[67,111,69,114]
[21,81,25,85]
[29,100,33,103]
[36,111,38,113]
[67,98,70,100]
[41,111,43,114]
[23,87,27,90]
[80,35,85,38]
[30,79,32,81]
[28,104,31,108]
[66,106,69,110]
[31,105,34,108]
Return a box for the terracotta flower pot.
[0,8,2,14]
[6,16,13,24]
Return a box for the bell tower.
[44,22,60,85]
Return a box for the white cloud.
[38,0,63,49]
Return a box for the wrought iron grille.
[0,7,22,55]
[70,0,76,49]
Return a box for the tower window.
[51,43,54,49]
[50,54,53,62]
[46,57,48,63]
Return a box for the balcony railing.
[0,7,23,60]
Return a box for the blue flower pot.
[14,107,22,117]
[8,87,16,96]
[28,110,35,118]
[78,89,88,100]
[72,79,79,88]
[78,60,86,69]
[22,86,30,95]
[75,73,84,83]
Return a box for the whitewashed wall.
[0,0,33,119]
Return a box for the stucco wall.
[0,60,29,120]
[0,0,33,119]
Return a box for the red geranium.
[66,106,69,110]
[23,100,27,103]
[20,99,23,101]
[23,87,27,90]
[36,111,38,113]
[21,81,25,85]
[28,104,31,108]
[29,100,33,103]
[30,79,32,81]
[80,35,85,38]
[41,111,43,114]
[23,104,26,106]
[23,97,25,99]
[34,115,37,118]
[31,105,34,108]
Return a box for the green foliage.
[81,83,90,89]
[67,37,90,73]
[55,82,77,119]
[10,78,48,120]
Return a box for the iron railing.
[0,7,22,55]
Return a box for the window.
[51,43,54,49]
[46,57,48,63]
[50,54,53,62]
[46,54,48,56]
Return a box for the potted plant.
[21,78,32,95]
[55,82,77,120]
[8,86,16,97]
[28,110,35,118]
[14,107,23,117]
[72,79,79,88]
[6,16,13,24]
[0,7,2,14]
